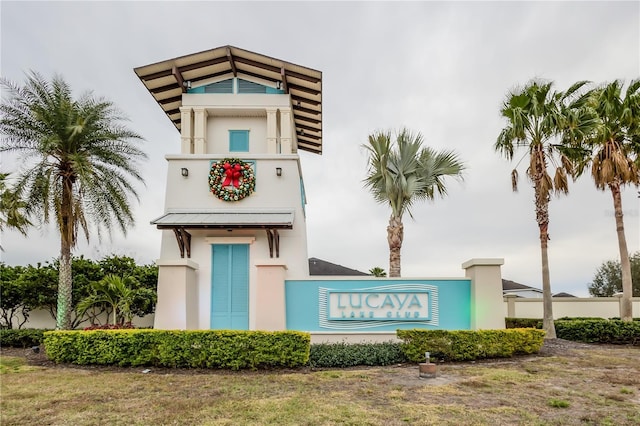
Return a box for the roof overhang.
[134,45,323,155]
[151,210,294,230]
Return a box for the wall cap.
[156,259,199,270]
[166,154,300,161]
[255,260,288,269]
[461,258,505,269]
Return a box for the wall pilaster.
[462,258,505,330]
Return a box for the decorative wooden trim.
[266,228,280,258]
[205,236,256,245]
[172,227,192,258]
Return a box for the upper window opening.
[204,79,234,94]
[238,79,267,94]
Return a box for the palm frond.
[0,73,146,248]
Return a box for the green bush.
[44,330,310,369]
[0,329,48,348]
[397,329,545,362]
[309,341,407,368]
[555,320,640,345]
[505,318,543,329]
[556,317,608,321]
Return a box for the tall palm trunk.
[609,181,633,321]
[56,174,74,329]
[387,215,403,277]
[534,177,556,338]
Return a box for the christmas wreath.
[209,158,256,201]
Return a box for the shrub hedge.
[505,318,543,329]
[44,330,310,370]
[397,329,545,362]
[309,341,407,368]
[506,317,640,329]
[0,329,48,348]
[555,320,640,345]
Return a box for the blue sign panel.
[285,279,471,332]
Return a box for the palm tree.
[77,275,137,325]
[0,72,146,329]
[495,80,594,339]
[363,128,465,277]
[369,267,387,277]
[0,173,31,238]
[585,79,640,321]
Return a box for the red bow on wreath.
[222,162,243,187]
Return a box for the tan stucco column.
[193,108,208,154]
[505,294,518,318]
[279,108,293,154]
[154,259,199,330]
[266,108,278,154]
[254,262,287,330]
[180,107,194,154]
[462,258,505,330]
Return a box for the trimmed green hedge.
[506,317,640,329]
[309,342,407,368]
[0,329,48,348]
[44,330,310,370]
[555,320,640,344]
[505,318,542,329]
[397,329,545,362]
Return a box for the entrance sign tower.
[135,46,322,330]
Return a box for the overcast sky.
[1,1,639,297]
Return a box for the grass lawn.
[1,344,639,425]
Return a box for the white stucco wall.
[10,309,155,330]
[157,153,309,330]
[154,85,308,330]
[504,296,640,319]
[207,116,268,154]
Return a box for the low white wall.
[9,309,155,330]
[504,296,640,319]
[12,298,639,330]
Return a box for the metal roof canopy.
[151,210,294,259]
[151,210,294,229]
[134,45,323,155]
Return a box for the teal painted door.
[211,244,249,329]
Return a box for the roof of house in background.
[134,45,323,155]
[552,292,577,298]
[502,279,541,292]
[309,258,369,276]
[503,279,576,297]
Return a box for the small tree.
[369,267,387,277]
[77,275,138,325]
[588,252,640,297]
[0,264,30,329]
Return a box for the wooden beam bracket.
[172,65,187,93]
[266,229,280,258]
[227,47,238,77]
[173,227,192,258]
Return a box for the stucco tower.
[135,46,322,331]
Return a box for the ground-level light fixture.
[276,167,282,177]
[181,167,189,177]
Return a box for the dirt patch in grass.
[2,339,639,425]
